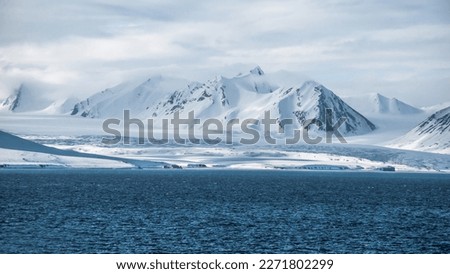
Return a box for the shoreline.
[1,165,450,175]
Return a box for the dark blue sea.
[1,169,449,253]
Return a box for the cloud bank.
[0,0,449,106]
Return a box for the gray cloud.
[0,0,449,106]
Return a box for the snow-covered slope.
[344,93,422,115]
[71,67,375,136]
[389,107,450,154]
[0,130,165,168]
[70,76,188,118]
[40,97,79,114]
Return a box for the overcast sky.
[0,0,449,106]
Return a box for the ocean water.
[0,169,449,254]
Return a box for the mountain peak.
[344,92,422,115]
[249,66,264,76]
[374,92,382,98]
[1,84,27,112]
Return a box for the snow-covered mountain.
[389,106,450,154]
[0,84,78,114]
[138,66,279,120]
[71,67,376,136]
[259,81,376,136]
[0,84,52,113]
[344,93,422,115]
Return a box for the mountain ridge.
[70,67,376,136]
